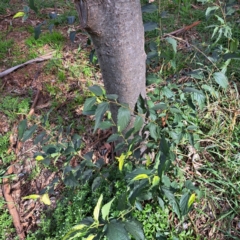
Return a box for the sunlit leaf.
[35,155,44,161]
[101,197,115,220]
[13,12,25,19]
[133,174,149,181]
[22,194,40,200]
[188,193,196,208]
[93,194,103,221]
[152,175,160,187]
[40,193,51,205]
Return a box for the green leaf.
[83,97,96,112]
[141,4,158,13]
[92,176,102,191]
[101,198,115,220]
[64,172,79,187]
[22,125,37,142]
[18,119,27,139]
[107,133,120,142]
[117,106,131,132]
[213,72,229,89]
[29,0,38,13]
[183,87,204,95]
[124,220,144,240]
[223,53,240,60]
[179,193,190,216]
[148,122,159,141]
[34,131,46,145]
[106,94,118,100]
[98,121,114,130]
[144,22,158,32]
[151,103,167,110]
[106,221,130,240]
[185,180,197,190]
[94,102,109,132]
[134,116,144,133]
[72,134,81,150]
[34,25,41,40]
[13,12,25,19]
[166,37,177,54]
[89,85,104,96]
[160,135,169,155]
[205,6,219,18]
[93,194,103,221]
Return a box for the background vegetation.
[0,0,239,239]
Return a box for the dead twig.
[28,89,41,116]
[0,51,56,78]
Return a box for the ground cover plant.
[0,0,239,239]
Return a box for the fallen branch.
[164,21,201,37]
[0,51,56,78]
[2,165,25,240]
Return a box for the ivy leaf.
[117,106,131,132]
[89,85,104,96]
[213,72,229,89]
[94,102,109,132]
[124,220,144,240]
[22,125,37,142]
[101,197,115,220]
[106,221,130,240]
[93,194,103,222]
[18,119,27,140]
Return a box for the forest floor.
[0,0,240,240]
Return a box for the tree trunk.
[75,0,146,127]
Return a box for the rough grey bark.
[75,0,146,126]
